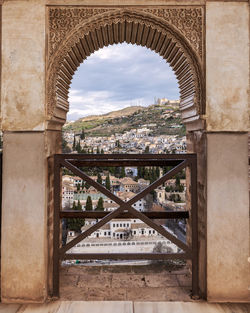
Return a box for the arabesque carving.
[143,8,203,58]
[49,7,203,59]
[49,8,115,57]
[47,7,204,126]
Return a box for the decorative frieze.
[48,6,204,60]
[143,8,203,58]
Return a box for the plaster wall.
[1,132,48,303]
[206,2,249,132]
[1,0,46,131]
[207,133,249,302]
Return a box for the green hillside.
[64,103,185,137]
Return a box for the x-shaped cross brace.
[59,159,191,257]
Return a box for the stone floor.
[1,264,249,312]
[1,301,250,313]
[60,263,192,301]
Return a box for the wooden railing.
[53,154,198,298]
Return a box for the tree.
[155,167,160,179]
[80,128,85,140]
[121,167,126,178]
[153,242,173,254]
[144,145,150,153]
[105,174,111,191]
[81,180,85,189]
[96,197,104,211]
[175,175,180,187]
[124,228,132,240]
[137,167,142,178]
[62,135,71,153]
[85,196,93,211]
[73,134,76,150]
[114,167,120,178]
[67,201,85,232]
[97,173,102,185]
[76,140,81,153]
[165,185,171,192]
[77,199,82,210]
[179,184,184,192]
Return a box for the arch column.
[205,2,249,302]
[0,0,54,303]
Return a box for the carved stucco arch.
[47,8,205,126]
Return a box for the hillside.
[64,103,185,137]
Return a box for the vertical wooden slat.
[190,157,199,298]
[53,156,61,297]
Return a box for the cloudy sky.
[68,43,179,121]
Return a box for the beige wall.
[205,2,249,302]
[1,132,48,303]
[1,0,46,131]
[206,2,249,132]
[206,133,249,302]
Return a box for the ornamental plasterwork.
[49,8,115,57]
[143,8,203,58]
[47,7,205,122]
[48,6,204,60]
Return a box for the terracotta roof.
[104,202,119,208]
[116,191,136,200]
[131,223,150,229]
[100,224,110,230]
[151,203,165,212]
[120,178,138,185]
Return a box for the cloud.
[68,43,179,121]
[68,89,146,121]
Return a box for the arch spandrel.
[47,7,205,127]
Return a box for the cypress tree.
[137,167,141,178]
[121,167,126,178]
[80,128,85,140]
[86,196,93,211]
[105,174,111,191]
[73,134,76,150]
[76,140,81,153]
[97,173,102,185]
[96,197,104,211]
[67,200,85,232]
[144,146,150,153]
[81,181,85,189]
[77,199,82,210]
[156,167,160,179]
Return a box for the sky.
[68,43,179,121]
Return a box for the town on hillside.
[61,98,187,264]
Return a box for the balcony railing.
[53,153,198,298]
